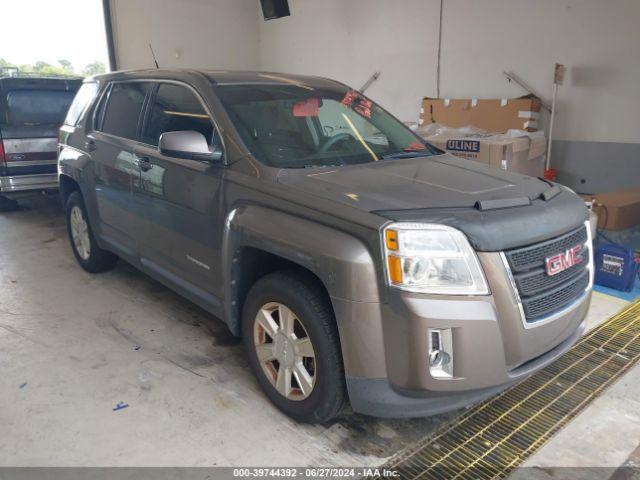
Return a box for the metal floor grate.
[382,299,640,480]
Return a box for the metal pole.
[436,0,444,98]
[102,0,117,71]
[360,72,380,93]
[546,82,558,170]
[503,71,552,112]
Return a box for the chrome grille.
[505,225,590,322]
[515,261,584,296]
[505,226,587,273]
[522,270,590,319]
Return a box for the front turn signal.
[387,255,403,284]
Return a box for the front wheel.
[242,271,346,423]
[66,191,118,273]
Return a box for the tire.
[66,191,118,273]
[242,271,346,424]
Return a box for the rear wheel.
[66,191,117,273]
[242,271,346,423]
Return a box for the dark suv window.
[4,89,76,126]
[64,82,99,126]
[99,82,151,140]
[142,83,214,146]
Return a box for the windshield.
[215,83,440,168]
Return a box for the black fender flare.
[58,148,105,247]
[221,204,381,335]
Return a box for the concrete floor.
[0,193,634,469]
[0,194,452,467]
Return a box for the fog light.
[428,328,454,378]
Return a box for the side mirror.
[158,130,222,162]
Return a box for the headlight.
[383,223,489,295]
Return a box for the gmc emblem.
[545,245,583,276]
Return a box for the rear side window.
[64,82,99,126]
[99,82,151,140]
[142,83,214,146]
[4,89,76,126]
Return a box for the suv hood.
[277,153,547,211]
[277,153,589,251]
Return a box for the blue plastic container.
[594,244,639,292]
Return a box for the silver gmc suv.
[58,70,593,423]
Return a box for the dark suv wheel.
[242,271,346,423]
[66,191,118,273]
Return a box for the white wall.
[110,0,259,71]
[109,0,639,144]
[259,0,640,144]
[108,0,639,191]
[438,0,640,144]
[259,0,441,128]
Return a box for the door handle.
[135,156,153,172]
[85,139,96,152]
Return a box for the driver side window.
[142,83,216,147]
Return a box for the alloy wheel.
[253,302,316,401]
[70,205,91,260]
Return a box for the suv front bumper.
[333,251,591,418]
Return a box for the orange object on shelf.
[544,168,557,181]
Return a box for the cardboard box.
[420,95,541,132]
[421,130,545,178]
[581,189,640,230]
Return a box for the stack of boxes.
[417,95,546,177]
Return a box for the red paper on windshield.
[405,141,427,151]
[341,90,372,118]
[354,98,372,118]
[293,98,319,117]
[341,90,358,107]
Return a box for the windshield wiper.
[380,151,429,160]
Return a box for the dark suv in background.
[0,76,80,204]
[58,70,593,423]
